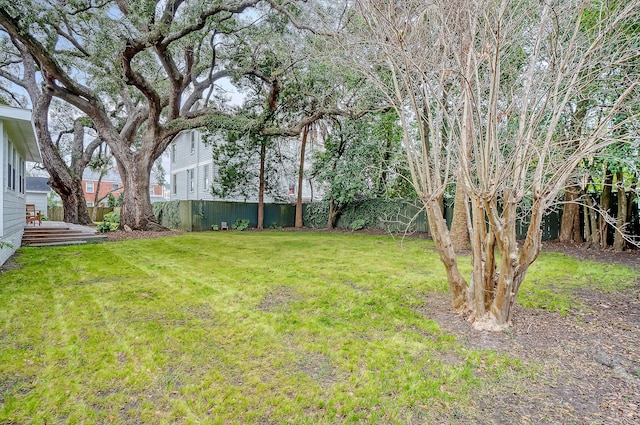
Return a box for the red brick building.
[82,169,167,207]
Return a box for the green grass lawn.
[0,232,635,423]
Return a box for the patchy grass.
[0,232,635,423]
[520,251,637,314]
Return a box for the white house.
[169,129,317,203]
[0,105,40,266]
[25,176,50,216]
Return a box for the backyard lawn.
[0,232,637,424]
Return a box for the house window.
[86,181,94,193]
[87,202,94,207]
[112,183,119,190]
[19,159,25,194]
[172,174,177,195]
[189,169,195,192]
[203,164,210,189]
[171,143,177,163]
[6,143,18,192]
[12,149,16,191]
[6,144,12,190]
[190,131,195,154]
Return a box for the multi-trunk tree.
[342,0,639,329]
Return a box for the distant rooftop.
[25,176,51,192]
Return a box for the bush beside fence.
[303,199,434,234]
[303,199,562,241]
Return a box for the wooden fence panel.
[46,206,114,222]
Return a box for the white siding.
[0,124,25,264]
[26,192,48,216]
[168,129,321,203]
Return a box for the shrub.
[96,221,112,233]
[97,211,120,233]
[103,211,120,223]
[231,218,250,231]
[350,219,366,231]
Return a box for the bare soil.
[420,241,640,424]
[104,229,184,242]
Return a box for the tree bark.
[17,54,95,225]
[47,177,91,225]
[450,184,469,251]
[257,139,266,230]
[295,125,308,228]
[327,198,341,230]
[32,93,93,225]
[117,154,164,231]
[585,195,601,248]
[583,201,591,244]
[613,170,627,252]
[423,198,468,311]
[559,184,583,243]
[599,168,614,248]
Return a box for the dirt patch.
[105,230,184,242]
[256,286,301,313]
[0,252,21,274]
[420,281,640,424]
[297,352,338,389]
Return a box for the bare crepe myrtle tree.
[346,0,639,329]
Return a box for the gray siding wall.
[0,227,21,266]
[4,190,25,236]
[26,192,48,216]
[169,130,257,202]
[168,129,321,203]
[0,124,26,265]
[170,130,216,201]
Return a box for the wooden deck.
[22,221,107,246]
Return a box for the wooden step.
[22,224,106,246]
[23,228,72,233]
[27,241,91,247]
[23,231,84,237]
[22,233,106,241]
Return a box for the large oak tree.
[0,0,295,230]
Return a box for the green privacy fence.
[152,199,561,240]
[153,200,295,231]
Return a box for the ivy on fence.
[153,201,181,229]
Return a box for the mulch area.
[105,230,639,423]
[422,285,640,424]
[419,240,640,425]
[542,239,640,269]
